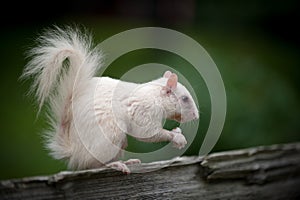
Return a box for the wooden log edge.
[1,142,300,199]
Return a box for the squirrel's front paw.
[171,128,187,149]
[172,127,182,134]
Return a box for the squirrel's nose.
[193,112,199,120]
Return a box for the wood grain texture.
[1,142,300,200]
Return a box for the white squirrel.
[22,26,199,173]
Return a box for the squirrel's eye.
[181,96,189,102]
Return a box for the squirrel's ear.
[166,74,178,90]
[161,72,177,96]
[163,70,172,78]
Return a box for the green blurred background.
[0,0,299,180]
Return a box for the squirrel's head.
[157,71,199,123]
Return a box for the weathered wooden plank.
[201,142,300,184]
[1,142,300,200]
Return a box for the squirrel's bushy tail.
[22,26,103,159]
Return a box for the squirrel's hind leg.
[124,159,141,165]
[106,159,141,174]
[107,161,131,174]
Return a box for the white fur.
[22,26,199,171]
